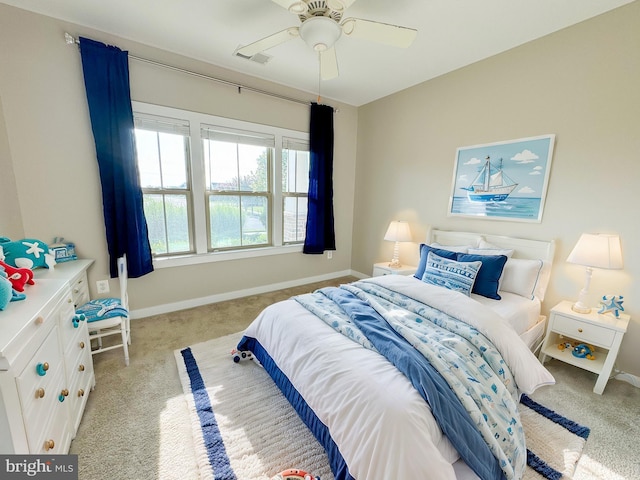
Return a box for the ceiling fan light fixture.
[299,16,342,52]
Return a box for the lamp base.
[571,302,591,314]
[388,259,402,268]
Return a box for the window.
[282,137,310,243]
[134,114,193,256]
[132,102,309,266]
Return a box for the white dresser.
[0,259,95,454]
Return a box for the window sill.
[153,244,303,269]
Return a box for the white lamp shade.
[567,233,623,269]
[384,221,412,242]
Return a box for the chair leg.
[97,330,103,349]
[121,321,130,367]
[126,317,131,345]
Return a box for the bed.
[237,230,556,480]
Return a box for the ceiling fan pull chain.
[317,51,322,103]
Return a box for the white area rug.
[175,332,589,480]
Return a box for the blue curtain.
[303,103,336,254]
[79,37,154,278]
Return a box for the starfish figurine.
[22,240,45,258]
[598,295,624,318]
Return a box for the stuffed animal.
[270,469,319,480]
[0,237,56,269]
[0,265,26,310]
[572,343,596,360]
[0,272,12,311]
[598,295,624,318]
[0,260,34,292]
[557,341,574,351]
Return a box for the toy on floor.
[231,348,254,363]
[270,468,319,480]
[598,294,624,318]
[572,343,596,360]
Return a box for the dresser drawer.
[553,313,616,348]
[69,271,90,308]
[16,326,65,418]
[29,395,72,454]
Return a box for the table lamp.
[566,233,623,313]
[384,221,412,268]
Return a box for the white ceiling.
[2,0,634,106]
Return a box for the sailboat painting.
[448,135,555,222]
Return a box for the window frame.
[132,101,309,269]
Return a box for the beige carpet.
[70,276,640,480]
[175,332,588,480]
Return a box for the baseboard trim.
[130,269,367,319]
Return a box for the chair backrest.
[117,255,129,311]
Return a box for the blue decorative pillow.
[414,244,459,280]
[0,238,54,269]
[421,252,481,296]
[457,253,508,300]
[76,298,128,323]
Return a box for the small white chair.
[75,255,130,366]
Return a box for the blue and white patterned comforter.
[239,275,554,480]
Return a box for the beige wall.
[353,2,640,375]
[0,95,23,239]
[0,4,357,312]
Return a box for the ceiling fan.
[237,0,418,80]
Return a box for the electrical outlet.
[327,251,333,259]
[96,279,110,294]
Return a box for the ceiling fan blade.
[270,0,308,14]
[320,47,339,80]
[237,27,300,57]
[341,18,417,48]
[326,0,358,13]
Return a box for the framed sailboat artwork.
[448,134,555,222]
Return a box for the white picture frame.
[448,134,555,223]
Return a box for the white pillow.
[430,243,473,254]
[468,247,514,258]
[500,258,549,300]
[469,239,515,258]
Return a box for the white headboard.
[428,229,556,263]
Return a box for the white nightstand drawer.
[553,314,615,347]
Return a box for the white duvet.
[242,275,554,480]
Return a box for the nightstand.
[539,300,629,394]
[372,262,417,277]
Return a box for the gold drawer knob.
[35,316,44,325]
[78,389,85,397]
[578,328,583,333]
[68,298,73,303]
[61,389,69,397]
[35,388,45,399]
[79,341,85,349]
[79,364,85,372]
[44,439,55,451]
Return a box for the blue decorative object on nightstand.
[598,295,624,318]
